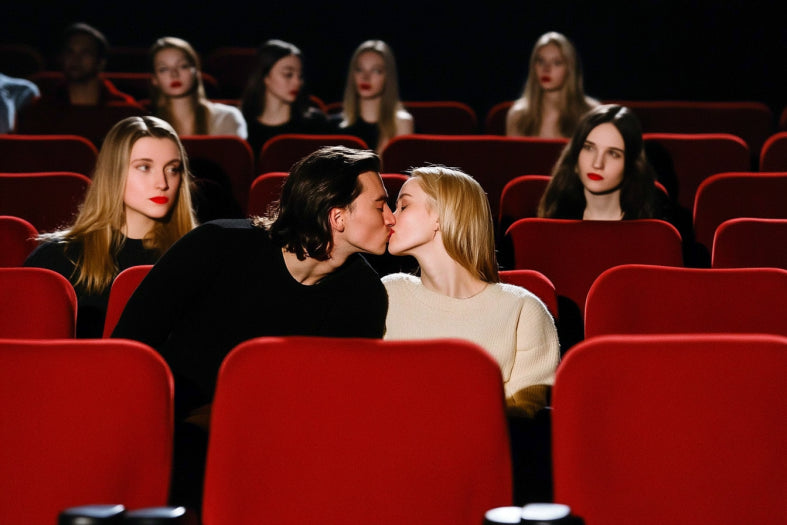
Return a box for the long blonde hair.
[149,36,210,134]
[340,40,404,146]
[39,116,197,293]
[410,166,499,283]
[509,32,596,137]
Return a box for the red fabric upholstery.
[552,333,787,525]
[180,135,255,215]
[0,171,90,232]
[381,134,567,220]
[498,174,550,236]
[692,171,787,253]
[505,218,683,319]
[0,267,77,338]
[17,99,147,146]
[499,269,558,320]
[484,100,514,135]
[203,336,512,525]
[0,338,173,525]
[0,215,38,267]
[405,100,478,134]
[712,217,787,269]
[257,133,368,174]
[643,132,751,211]
[608,100,774,155]
[759,131,787,172]
[203,46,257,99]
[584,264,787,337]
[247,172,287,217]
[0,134,97,175]
[102,264,153,338]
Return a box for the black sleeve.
[23,241,77,283]
[111,222,228,351]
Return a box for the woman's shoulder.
[491,281,550,310]
[206,101,247,137]
[23,237,77,277]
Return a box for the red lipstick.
[541,76,551,83]
[150,196,169,204]
[359,82,372,90]
[170,81,182,88]
[587,173,603,181]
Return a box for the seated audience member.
[0,72,40,132]
[24,116,197,338]
[382,166,560,505]
[383,165,559,417]
[112,146,394,510]
[39,22,137,106]
[332,40,414,153]
[240,39,328,156]
[506,31,598,138]
[149,36,246,138]
[538,104,660,220]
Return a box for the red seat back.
[381,134,567,220]
[0,338,173,525]
[0,134,97,175]
[693,171,787,253]
[203,336,512,525]
[0,171,90,232]
[759,131,787,171]
[0,215,39,267]
[584,264,787,337]
[0,267,77,338]
[257,133,368,174]
[103,265,153,338]
[552,333,787,525]
[712,217,787,269]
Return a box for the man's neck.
[68,77,102,105]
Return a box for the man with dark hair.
[114,145,393,408]
[113,145,394,510]
[49,22,136,105]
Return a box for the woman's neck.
[359,96,381,123]
[167,96,196,135]
[260,96,292,126]
[583,189,624,220]
[416,243,487,299]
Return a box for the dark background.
[3,0,785,123]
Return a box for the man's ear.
[329,207,345,233]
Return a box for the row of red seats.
[3,169,785,263]
[1,322,784,524]
[3,131,787,218]
[3,240,787,343]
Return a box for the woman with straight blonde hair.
[334,40,414,153]
[149,36,246,138]
[506,31,598,138]
[383,165,559,417]
[25,115,197,337]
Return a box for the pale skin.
[388,178,486,299]
[123,137,182,239]
[282,171,395,285]
[260,54,303,127]
[353,50,413,153]
[578,122,626,220]
[151,47,199,135]
[506,43,569,138]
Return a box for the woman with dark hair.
[506,31,598,138]
[538,104,659,220]
[240,39,328,156]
